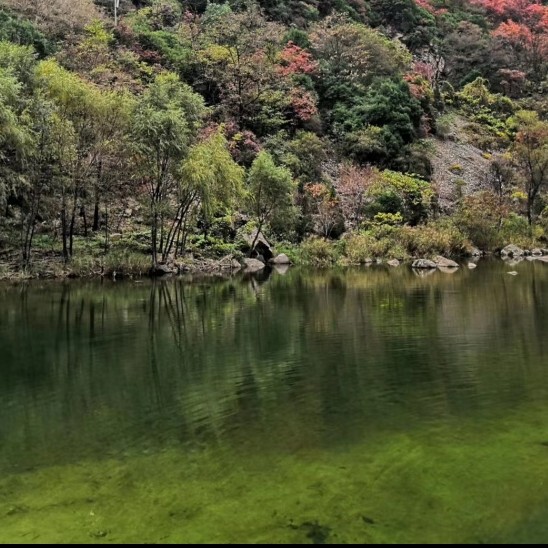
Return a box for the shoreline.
[1,252,546,283]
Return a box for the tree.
[247,151,294,253]
[310,13,411,105]
[197,5,284,131]
[334,163,377,230]
[333,78,422,165]
[0,66,32,214]
[131,72,206,268]
[509,110,548,226]
[163,128,245,260]
[36,59,133,261]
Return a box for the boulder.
[242,230,274,262]
[412,259,437,269]
[270,253,291,265]
[434,255,459,268]
[501,244,524,257]
[468,263,477,269]
[469,247,482,257]
[151,264,174,277]
[243,258,266,273]
[387,259,400,267]
[532,248,543,256]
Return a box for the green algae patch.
[2,403,548,544]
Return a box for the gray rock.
[270,253,291,265]
[524,249,532,256]
[242,230,274,262]
[412,259,437,269]
[501,244,524,257]
[387,259,400,267]
[468,263,477,269]
[507,271,518,276]
[469,248,482,257]
[434,255,459,268]
[532,248,544,256]
[243,258,266,273]
[231,259,242,270]
[151,264,174,277]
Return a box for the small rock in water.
[434,255,459,268]
[507,271,518,276]
[468,263,477,269]
[412,259,437,269]
[387,259,400,267]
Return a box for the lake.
[1,260,548,543]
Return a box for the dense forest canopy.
[0,0,546,275]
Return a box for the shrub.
[300,237,338,267]
[400,220,468,257]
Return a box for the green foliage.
[369,0,436,49]
[247,151,295,230]
[180,129,245,219]
[0,9,53,57]
[334,78,422,164]
[300,237,339,267]
[367,170,433,225]
[399,220,469,257]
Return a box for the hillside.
[0,0,546,276]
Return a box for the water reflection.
[0,261,547,472]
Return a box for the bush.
[400,220,468,257]
[300,237,339,267]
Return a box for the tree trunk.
[61,202,69,263]
[249,220,264,258]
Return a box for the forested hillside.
[0,0,546,276]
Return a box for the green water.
[1,261,548,543]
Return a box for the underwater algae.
[2,401,548,544]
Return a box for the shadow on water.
[1,260,548,542]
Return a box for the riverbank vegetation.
[0,0,546,277]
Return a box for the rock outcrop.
[501,244,524,258]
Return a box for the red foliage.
[471,0,548,67]
[289,88,318,122]
[278,42,319,77]
[415,0,448,16]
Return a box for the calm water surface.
[1,261,548,543]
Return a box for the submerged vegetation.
[0,0,546,277]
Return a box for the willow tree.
[36,59,133,261]
[247,150,294,253]
[0,66,32,214]
[163,129,245,261]
[131,72,205,268]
